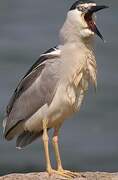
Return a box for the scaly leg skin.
[52,128,80,179]
[42,119,53,174]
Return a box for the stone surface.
[1,172,118,180]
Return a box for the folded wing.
[3,47,61,140]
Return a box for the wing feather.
[7,63,45,115]
[4,48,60,139]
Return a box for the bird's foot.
[47,167,79,179]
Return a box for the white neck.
[59,11,95,51]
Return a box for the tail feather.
[16,131,43,149]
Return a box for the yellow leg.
[42,119,52,174]
[52,128,79,179]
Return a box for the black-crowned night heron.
[3,0,108,178]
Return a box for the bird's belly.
[47,80,88,128]
[47,88,73,127]
[25,78,89,132]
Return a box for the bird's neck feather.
[59,16,94,51]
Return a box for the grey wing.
[4,55,60,140]
[7,46,60,115]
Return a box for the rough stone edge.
[1,172,118,180]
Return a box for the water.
[0,0,118,176]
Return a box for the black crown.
[70,0,95,11]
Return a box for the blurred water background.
[0,0,117,176]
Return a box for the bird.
[3,0,108,179]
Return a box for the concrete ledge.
[1,172,118,180]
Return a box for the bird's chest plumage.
[65,70,89,112]
[47,79,87,129]
[48,47,97,127]
[63,51,97,112]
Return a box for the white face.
[67,3,96,39]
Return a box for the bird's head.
[62,0,108,42]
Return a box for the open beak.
[87,5,109,41]
[88,5,109,14]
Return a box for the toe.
[52,169,75,179]
[65,170,79,176]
